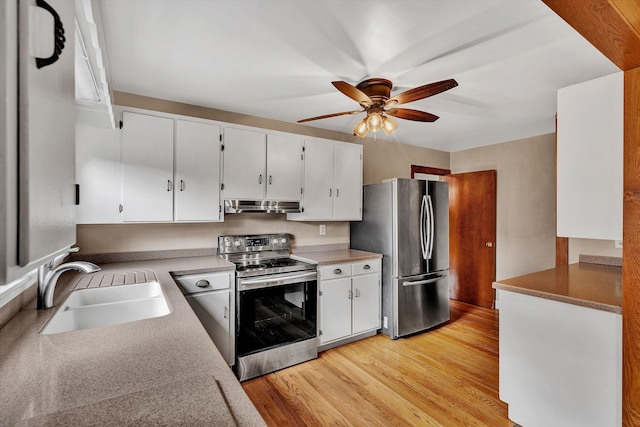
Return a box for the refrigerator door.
[428,181,449,272]
[395,178,428,277]
[394,272,450,338]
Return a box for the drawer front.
[320,263,352,279]
[353,259,381,276]
[174,272,232,294]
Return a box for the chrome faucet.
[37,252,101,309]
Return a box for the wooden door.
[447,170,497,308]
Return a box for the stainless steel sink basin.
[41,282,171,334]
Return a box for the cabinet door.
[319,277,352,343]
[557,72,623,240]
[265,134,303,201]
[75,123,123,224]
[175,120,221,221]
[352,274,381,335]
[185,291,232,365]
[222,128,265,200]
[333,142,363,220]
[122,112,174,222]
[17,0,76,265]
[290,138,334,220]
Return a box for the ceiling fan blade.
[332,81,373,107]
[297,110,363,123]
[385,79,458,107]
[386,108,439,122]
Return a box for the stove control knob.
[224,241,232,248]
[234,240,242,247]
[280,237,287,244]
[272,238,279,245]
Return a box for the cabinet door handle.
[355,288,361,298]
[336,188,340,197]
[329,188,332,197]
[224,306,229,319]
[348,289,353,299]
[258,174,262,184]
[34,0,66,69]
[167,180,173,191]
[269,175,272,185]
[333,268,342,275]
[180,180,185,191]
[363,264,371,270]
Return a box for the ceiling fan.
[298,78,458,137]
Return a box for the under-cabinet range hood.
[224,200,301,214]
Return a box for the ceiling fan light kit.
[299,78,458,139]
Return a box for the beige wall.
[450,133,557,280]
[568,238,622,263]
[76,92,449,255]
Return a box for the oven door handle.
[238,271,317,291]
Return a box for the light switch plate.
[319,224,326,236]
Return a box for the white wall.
[450,133,557,280]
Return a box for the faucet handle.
[46,247,81,268]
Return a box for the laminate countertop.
[291,249,382,265]
[0,256,266,426]
[492,262,622,314]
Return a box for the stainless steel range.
[218,233,318,381]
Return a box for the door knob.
[485,242,493,247]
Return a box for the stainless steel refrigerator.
[350,178,449,339]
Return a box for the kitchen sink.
[41,282,171,334]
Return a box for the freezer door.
[395,179,428,277]
[428,181,449,272]
[394,272,450,338]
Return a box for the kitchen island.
[493,262,622,427]
[0,255,265,426]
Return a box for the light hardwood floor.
[242,300,516,426]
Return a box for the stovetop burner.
[218,233,316,278]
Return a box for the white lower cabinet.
[174,271,234,366]
[318,259,381,346]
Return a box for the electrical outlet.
[319,224,326,236]
[615,240,623,249]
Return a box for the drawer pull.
[333,268,342,275]
[363,264,371,270]
[195,280,210,288]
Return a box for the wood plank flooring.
[242,300,516,426]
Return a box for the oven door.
[236,271,317,358]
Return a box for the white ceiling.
[97,0,619,152]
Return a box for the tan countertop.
[291,249,382,265]
[492,262,622,314]
[0,255,266,426]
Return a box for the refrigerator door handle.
[427,195,435,259]
[420,195,428,260]
[402,275,446,287]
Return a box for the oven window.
[237,280,317,357]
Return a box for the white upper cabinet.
[122,112,175,222]
[557,72,623,240]
[79,111,223,223]
[175,120,222,222]
[265,134,303,201]
[333,142,363,220]
[288,138,362,221]
[76,122,123,224]
[222,128,266,200]
[222,128,303,201]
